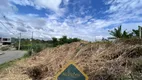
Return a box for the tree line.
[109,25,141,39]
[12,36,80,52]
[52,36,81,47]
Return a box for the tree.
[52,36,81,46]
[59,36,67,45]
[109,25,122,38]
[72,38,80,42]
[132,29,139,37]
[109,25,132,39]
[52,37,58,47]
[122,30,133,38]
[62,36,68,43]
[52,37,58,43]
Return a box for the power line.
[0,13,52,40]
[0,21,17,37]
[0,12,19,37]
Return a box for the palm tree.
[122,30,133,38]
[109,25,132,38]
[109,25,122,38]
[132,29,139,37]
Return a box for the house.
[0,37,11,45]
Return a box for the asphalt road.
[0,51,26,64]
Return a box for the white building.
[0,37,11,45]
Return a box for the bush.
[59,36,68,45]
[52,37,58,47]
[27,66,43,80]
[15,43,46,53]
[72,38,80,42]
[1,46,9,51]
[52,36,81,46]
[20,45,31,50]
[23,50,32,58]
[33,44,43,53]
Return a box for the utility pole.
[18,33,21,50]
[31,32,33,53]
[139,26,142,39]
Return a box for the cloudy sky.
[0,0,142,41]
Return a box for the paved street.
[0,51,26,64]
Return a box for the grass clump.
[0,60,16,70]
[0,46,10,51]
[22,50,32,58]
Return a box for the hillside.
[0,39,142,80]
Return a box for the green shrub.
[23,50,33,58]
[72,38,80,42]
[52,37,58,47]
[52,36,81,46]
[33,45,42,53]
[0,60,16,70]
[59,36,68,45]
[20,45,31,50]
[1,46,9,51]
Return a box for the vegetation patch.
[123,46,142,58]
[0,60,16,70]
[0,46,10,51]
[0,51,31,71]
[26,66,43,80]
[109,25,140,39]
[52,36,80,47]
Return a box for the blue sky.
[0,0,142,41]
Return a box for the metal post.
[18,33,21,50]
[139,26,141,39]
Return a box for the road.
[0,51,26,64]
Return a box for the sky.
[0,0,142,41]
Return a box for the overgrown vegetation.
[1,36,142,80]
[0,46,10,51]
[109,25,141,39]
[0,36,80,71]
[0,60,16,70]
[13,36,80,54]
[22,50,32,58]
[13,38,53,52]
[52,36,81,47]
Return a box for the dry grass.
[0,40,142,80]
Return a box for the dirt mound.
[0,41,142,80]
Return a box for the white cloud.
[106,0,142,22]
[10,0,68,16]
[63,0,69,5]
[9,0,34,6]
[35,0,62,11]
[0,0,18,14]
[0,0,142,41]
[34,0,67,16]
